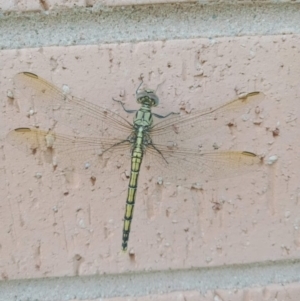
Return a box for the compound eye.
[152,97,159,106]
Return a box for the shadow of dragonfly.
[7,72,265,251]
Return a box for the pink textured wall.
[1,36,299,280]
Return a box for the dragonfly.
[7,72,264,251]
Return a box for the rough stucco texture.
[0,36,299,280]
[104,283,300,301]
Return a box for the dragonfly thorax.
[133,107,153,128]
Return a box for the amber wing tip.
[20,72,38,78]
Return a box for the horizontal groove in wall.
[1,0,300,11]
[0,3,300,49]
[0,259,300,301]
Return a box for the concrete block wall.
[0,1,300,300]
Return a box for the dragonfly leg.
[153,111,179,119]
[135,80,144,95]
[112,98,137,114]
[101,138,131,154]
[149,143,168,164]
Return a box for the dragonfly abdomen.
[122,127,145,251]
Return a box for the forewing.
[150,92,265,144]
[13,72,132,139]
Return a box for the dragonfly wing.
[150,92,265,144]
[13,72,132,139]
[143,143,262,186]
[6,128,132,175]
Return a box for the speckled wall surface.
[1,2,300,301]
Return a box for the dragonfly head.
[136,89,159,107]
